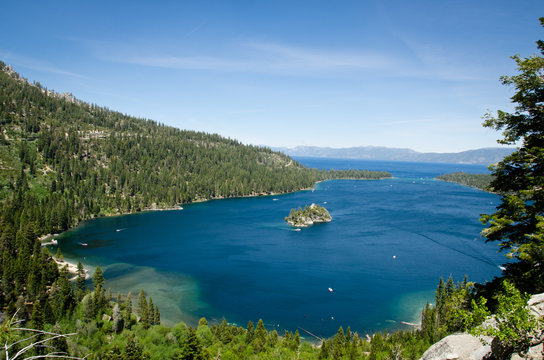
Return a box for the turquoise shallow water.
[53,158,503,338]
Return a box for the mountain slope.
[0,61,389,236]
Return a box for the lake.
[52,158,503,338]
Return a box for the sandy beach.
[53,258,90,280]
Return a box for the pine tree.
[293,329,301,350]
[332,326,345,358]
[30,300,44,330]
[154,305,160,325]
[54,247,63,260]
[255,319,267,343]
[480,17,544,293]
[75,261,85,296]
[125,290,133,325]
[137,289,146,317]
[125,334,150,360]
[245,320,255,344]
[92,266,104,289]
[177,327,205,360]
[318,339,330,360]
[147,297,155,326]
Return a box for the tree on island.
[285,203,332,227]
[480,17,544,294]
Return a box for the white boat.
[328,287,333,293]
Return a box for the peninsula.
[285,203,332,227]
[436,171,494,192]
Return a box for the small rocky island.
[285,203,332,227]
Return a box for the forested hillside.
[0,61,390,237]
[0,62,396,359]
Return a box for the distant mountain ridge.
[273,146,515,165]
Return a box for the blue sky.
[1,1,543,152]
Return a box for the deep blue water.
[53,158,502,338]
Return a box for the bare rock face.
[528,293,544,319]
[510,342,543,360]
[420,333,491,360]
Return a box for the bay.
[53,158,502,338]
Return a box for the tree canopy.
[480,17,544,293]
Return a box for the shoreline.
[42,176,392,238]
[53,257,90,280]
[435,178,495,193]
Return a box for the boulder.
[420,333,491,360]
[510,342,543,360]
[528,293,544,319]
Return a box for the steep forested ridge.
[0,61,390,237]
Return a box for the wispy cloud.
[392,33,492,82]
[183,22,206,39]
[94,40,399,76]
[242,42,396,70]
[0,51,89,80]
[88,36,489,82]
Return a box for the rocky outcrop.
[420,293,544,360]
[528,293,544,319]
[420,334,491,360]
[285,203,332,227]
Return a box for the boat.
[328,287,333,293]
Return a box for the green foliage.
[453,297,490,332]
[178,327,205,360]
[92,266,104,289]
[480,18,544,293]
[125,333,151,360]
[436,172,494,192]
[473,281,542,358]
[421,276,491,344]
[285,203,332,226]
[54,247,63,260]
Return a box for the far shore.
[39,177,392,244]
